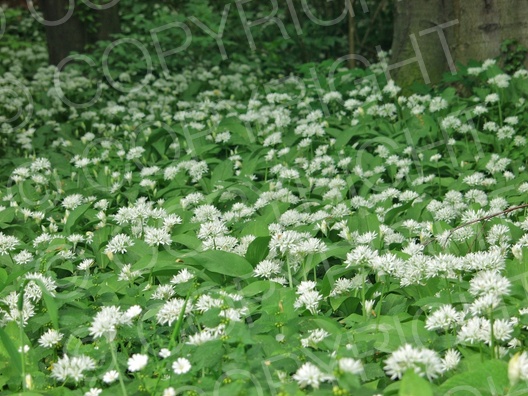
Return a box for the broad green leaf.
[301,244,349,278]
[0,267,7,289]
[31,278,60,329]
[0,324,22,376]
[192,340,224,370]
[183,250,253,278]
[438,360,509,395]
[0,207,15,224]
[399,370,433,396]
[64,203,91,233]
[172,233,202,250]
[245,236,270,266]
[210,159,234,185]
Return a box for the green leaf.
[384,201,413,225]
[65,335,84,355]
[0,325,22,376]
[172,233,202,250]
[245,236,270,266]
[300,244,349,277]
[183,250,253,278]
[438,360,509,395]
[0,267,7,289]
[31,278,60,329]
[210,160,234,185]
[64,203,91,233]
[0,207,15,224]
[399,370,433,396]
[193,340,224,370]
[241,280,274,297]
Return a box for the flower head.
[128,354,148,372]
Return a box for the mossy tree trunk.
[453,0,528,65]
[389,0,528,88]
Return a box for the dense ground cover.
[2,9,528,396]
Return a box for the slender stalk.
[110,340,128,396]
[489,313,495,360]
[286,256,294,289]
[19,316,27,391]
[498,97,503,126]
[17,284,27,391]
[168,292,190,351]
[360,270,366,318]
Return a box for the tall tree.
[39,0,120,66]
[388,0,528,87]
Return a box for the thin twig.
[423,203,528,246]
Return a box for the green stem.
[168,286,193,351]
[489,312,495,360]
[360,270,367,318]
[286,256,294,289]
[498,96,503,126]
[110,341,128,396]
[17,284,27,391]
[19,316,26,391]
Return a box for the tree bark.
[389,0,528,88]
[93,5,121,42]
[453,0,528,65]
[389,0,455,88]
[41,0,87,65]
[348,0,355,68]
[40,0,120,66]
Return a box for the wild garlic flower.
[38,328,63,348]
[127,353,148,372]
[117,264,141,282]
[457,316,491,344]
[292,362,333,389]
[329,276,364,297]
[89,305,140,341]
[0,232,20,255]
[384,344,443,381]
[105,233,134,254]
[151,284,175,300]
[13,250,33,265]
[170,268,194,284]
[51,354,97,382]
[102,370,119,384]
[294,290,322,315]
[468,270,511,297]
[254,259,282,279]
[156,298,193,326]
[425,305,463,331]
[301,329,330,348]
[62,194,85,210]
[144,226,171,246]
[172,357,192,374]
[338,358,363,375]
[509,352,528,385]
[441,349,461,371]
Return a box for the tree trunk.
[41,0,87,66]
[388,0,455,88]
[348,0,355,69]
[453,0,528,65]
[389,0,528,88]
[40,0,120,66]
[93,5,121,43]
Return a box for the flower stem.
[286,257,293,289]
[110,341,128,396]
